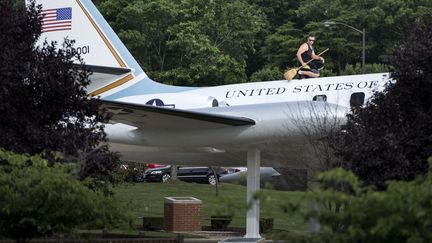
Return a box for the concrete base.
[218,237,265,243]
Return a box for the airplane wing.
[100,99,256,129]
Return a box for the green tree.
[367,0,432,62]
[98,0,265,86]
[340,63,390,75]
[287,159,432,243]
[332,15,432,188]
[260,21,303,70]
[96,0,432,79]
[247,0,299,31]
[249,66,283,82]
[158,21,244,86]
[0,0,119,192]
[0,150,125,243]
[98,0,180,73]
[295,0,432,74]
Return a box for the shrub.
[259,217,274,233]
[250,66,283,82]
[280,158,432,243]
[142,217,164,230]
[333,15,432,188]
[210,215,232,230]
[0,150,126,242]
[340,63,390,75]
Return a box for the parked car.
[219,167,281,184]
[177,166,228,185]
[146,163,167,169]
[143,166,228,185]
[143,166,172,183]
[226,167,247,174]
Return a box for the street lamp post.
[324,21,366,74]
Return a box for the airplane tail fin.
[31,0,146,96]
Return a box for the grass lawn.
[113,181,307,234]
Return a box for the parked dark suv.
[143,166,227,185]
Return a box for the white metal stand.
[219,148,264,243]
[245,147,261,239]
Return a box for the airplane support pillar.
[245,147,261,239]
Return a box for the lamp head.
[323,21,335,27]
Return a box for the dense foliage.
[97,0,265,86]
[0,150,125,243]
[0,0,119,191]
[333,15,432,188]
[280,159,432,243]
[95,0,432,85]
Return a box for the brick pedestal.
[164,197,202,232]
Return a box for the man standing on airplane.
[296,34,324,78]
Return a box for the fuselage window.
[350,92,365,107]
[313,95,327,102]
[212,99,219,107]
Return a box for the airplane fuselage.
[112,73,389,110]
[105,73,390,165]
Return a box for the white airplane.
[33,0,391,239]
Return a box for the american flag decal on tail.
[41,7,72,33]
